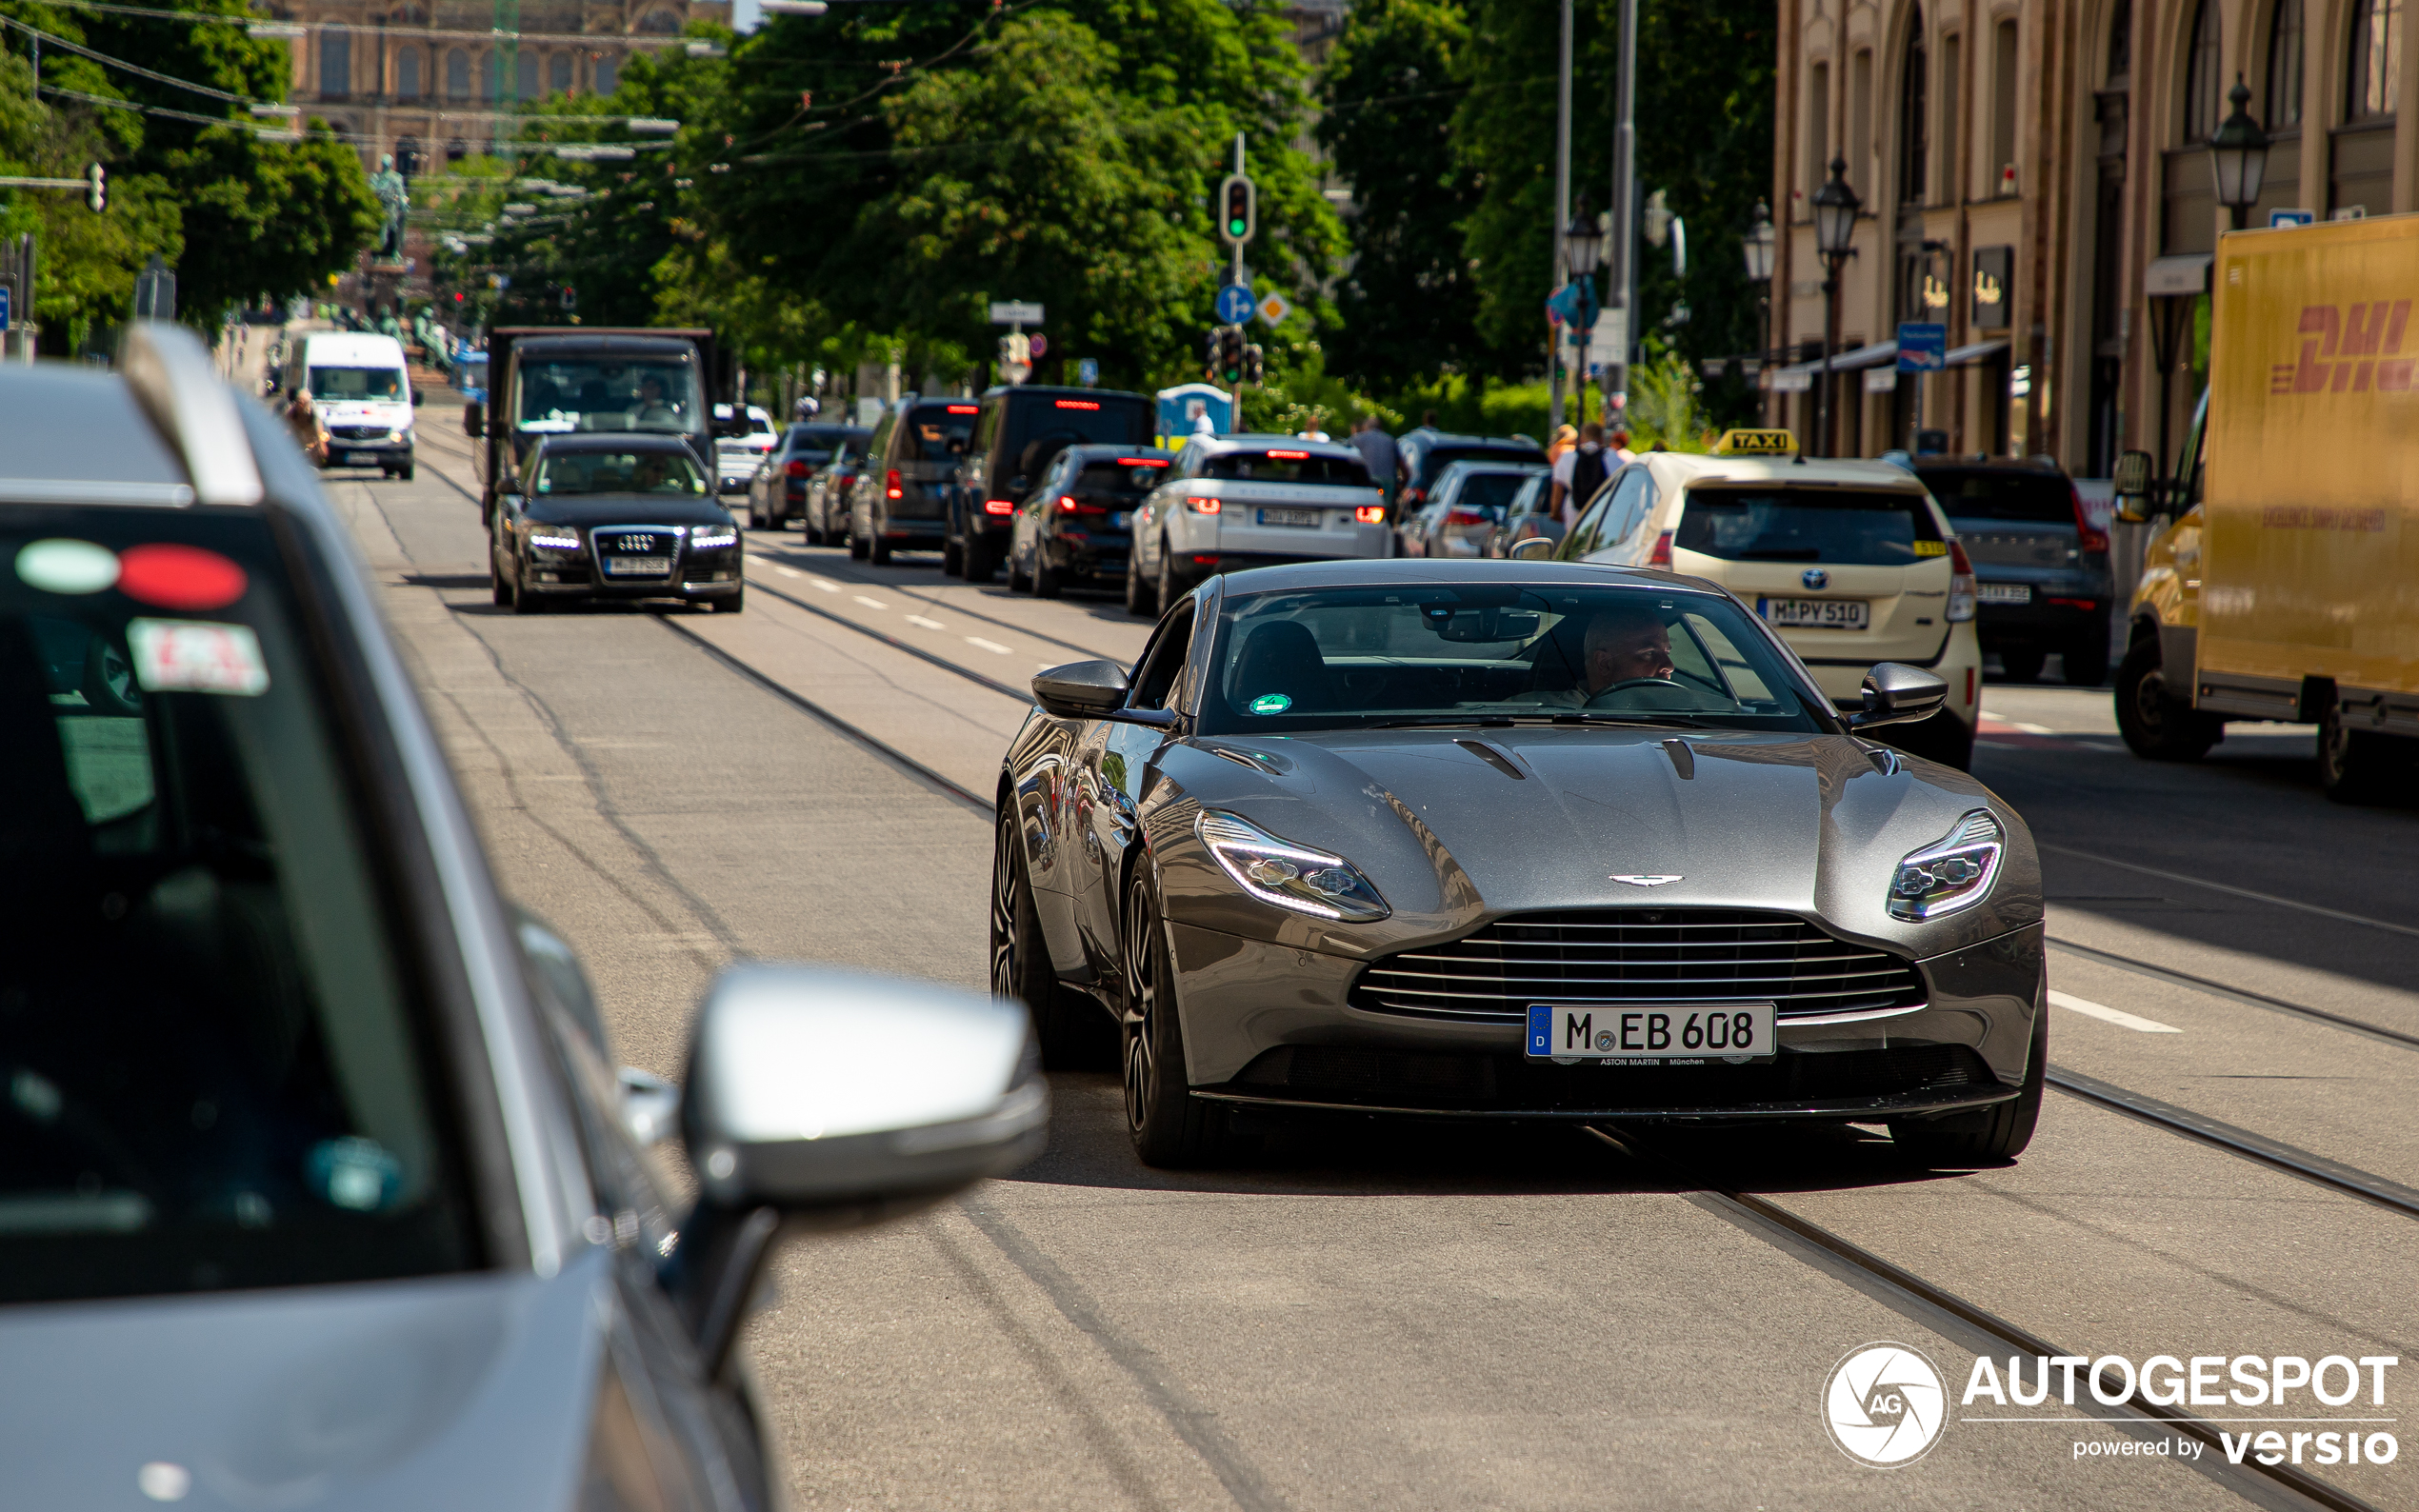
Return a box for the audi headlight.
[1887,809,2003,921]
[1196,810,1389,923]
[688,527,738,549]
[529,531,583,553]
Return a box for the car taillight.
[2070,483,2109,553]
[1446,508,1487,527]
[1187,496,1221,514]
[1949,539,1977,622]
[1402,487,1425,506]
[786,460,810,478]
[984,498,1015,515]
[1648,529,1673,567]
[1057,495,1079,512]
[886,469,903,500]
[1354,505,1386,524]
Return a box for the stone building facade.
[1765,0,2412,475]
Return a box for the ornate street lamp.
[1809,159,1862,456]
[2209,76,2270,231]
[1565,193,1607,278]
[1742,201,1775,419]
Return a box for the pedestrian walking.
[283,388,327,466]
[1347,415,1401,514]
[1609,427,1638,465]
[1546,423,1578,465]
[1549,422,1609,527]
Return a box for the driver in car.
[634,375,679,426]
[1526,606,1677,706]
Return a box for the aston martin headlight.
[1196,810,1389,923]
[1887,809,2004,921]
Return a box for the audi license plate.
[602,557,671,576]
[1977,582,2032,604]
[1258,507,1321,528]
[1525,1003,1776,1064]
[1758,596,1869,630]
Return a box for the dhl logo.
[2270,302,2415,392]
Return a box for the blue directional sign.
[0,284,10,333]
[1896,321,1947,372]
[1077,357,1100,388]
[1213,284,1255,324]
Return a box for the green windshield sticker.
[1249,693,1292,715]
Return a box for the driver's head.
[639,376,666,404]
[1583,606,1674,690]
[632,453,670,487]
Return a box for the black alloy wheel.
[1119,871,1229,1166]
[943,530,966,578]
[990,804,1099,1068]
[1889,998,2046,1164]
[1125,548,1158,618]
[1995,647,2046,684]
[2113,637,2219,761]
[2316,697,2413,804]
[510,551,549,614]
[1032,543,1064,600]
[964,528,997,584]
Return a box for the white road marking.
[774,565,802,578]
[853,595,888,609]
[906,615,945,630]
[808,577,841,592]
[966,637,1012,654]
[2049,989,2181,1033]
[2012,720,2057,735]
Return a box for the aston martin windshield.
[1201,584,1829,735]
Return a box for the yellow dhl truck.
[2113,213,2419,801]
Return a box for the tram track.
[742,537,1140,665]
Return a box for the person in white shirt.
[1549,423,1609,527]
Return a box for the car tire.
[2114,636,2220,761]
[805,516,824,546]
[720,585,746,614]
[1889,1000,2045,1164]
[1125,549,1158,618]
[2062,628,2110,686]
[991,803,1105,1070]
[1033,551,1063,600]
[943,536,966,578]
[847,518,869,560]
[1155,548,1180,613]
[2316,698,2414,804]
[1995,647,2046,684]
[1121,870,1230,1167]
[1007,541,1032,593]
[964,530,997,584]
[489,540,513,607]
[870,527,892,565]
[510,562,548,615]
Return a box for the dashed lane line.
[966,637,1012,655]
[852,594,888,609]
[2049,989,2181,1034]
[906,614,946,630]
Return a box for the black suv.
[949,385,1154,582]
[1393,428,1550,522]
[848,396,981,565]
[1910,456,2113,685]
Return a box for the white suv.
[1126,434,1389,616]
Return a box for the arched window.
[2267,0,2303,124]
[516,50,538,99]
[2349,0,2401,119]
[2108,0,2131,80]
[550,52,572,93]
[636,10,679,32]
[2182,0,2223,140]
[1898,10,1929,205]
[397,47,421,99]
[320,23,351,97]
[594,53,618,93]
[478,50,495,100]
[446,47,469,99]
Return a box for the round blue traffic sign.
[1214,284,1255,324]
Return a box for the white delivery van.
[287,330,420,480]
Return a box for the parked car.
[1393,428,1549,523]
[489,433,745,613]
[3,323,1047,1508]
[804,432,873,547]
[746,421,870,533]
[1908,456,2113,686]
[1006,445,1170,597]
[712,404,777,494]
[950,385,1156,583]
[1484,472,1570,558]
[1396,459,1549,557]
[1124,435,1388,617]
[847,396,980,564]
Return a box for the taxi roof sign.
[1712,428,1798,456]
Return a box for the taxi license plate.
[1758,596,1869,630]
[1977,582,2032,604]
[602,557,671,576]
[1525,1003,1776,1064]
[1258,507,1320,527]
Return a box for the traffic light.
[1216,326,1245,385]
[559,285,577,310]
[1242,343,1264,385]
[85,161,106,212]
[1218,173,1254,246]
[1203,328,1222,380]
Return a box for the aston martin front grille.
[1350,908,1927,1024]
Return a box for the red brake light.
[1446,508,1487,527]
[1648,530,1673,567]
[984,498,1016,515]
[886,469,903,500]
[1267,448,1309,460]
[1057,495,1078,512]
[947,404,980,413]
[1054,399,1100,409]
[1949,539,1974,576]
[1124,456,1170,467]
[786,460,809,478]
[1354,505,1386,524]
[2071,484,2109,553]
[1187,496,1221,514]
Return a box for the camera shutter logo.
[1823,1343,1949,1467]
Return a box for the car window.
[1509,473,1551,515]
[1129,604,1196,710]
[308,366,405,401]
[534,449,708,495]
[513,358,700,435]
[1449,470,1539,513]
[1919,469,2074,524]
[867,407,898,460]
[1562,487,1616,558]
[1203,449,1370,485]
[1418,444,1547,486]
[3,510,485,1304]
[1075,457,1172,493]
[1003,397,1154,479]
[1598,468,1658,554]
[899,404,979,464]
[1199,584,1823,734]
[1675,487,1945,566]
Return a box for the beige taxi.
[1549,429,1981,767]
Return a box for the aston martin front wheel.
[1889,1004,2045,1165]
[1120,872,1229,1167]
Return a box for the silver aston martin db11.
[992,560,2045,1167]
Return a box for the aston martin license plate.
[1259,507,1320,527]
[1758,596,1869,630]
[602,557,671,576]
[1524,1003,1777,1064]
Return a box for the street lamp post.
[1742,200,1775,422]
[1809,158,1862,457]
[1565,194,1606,428]
[2209,76,2271,231]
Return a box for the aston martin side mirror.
[670,965,1046,1377]
[1032,659,1130,718]
[1509,537,1555,560]
[1850,663,1949,729]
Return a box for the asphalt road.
[324,414,2419,1511]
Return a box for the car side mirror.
[412,387,425,408]
[464,401,484,437]
[670,964,1046,1377]
[1849,662,1949,729]
[1509,537,1555,560]
[1032,659,1130,718]
[2111,448,2155,523]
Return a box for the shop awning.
[1943,339,2010,367]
